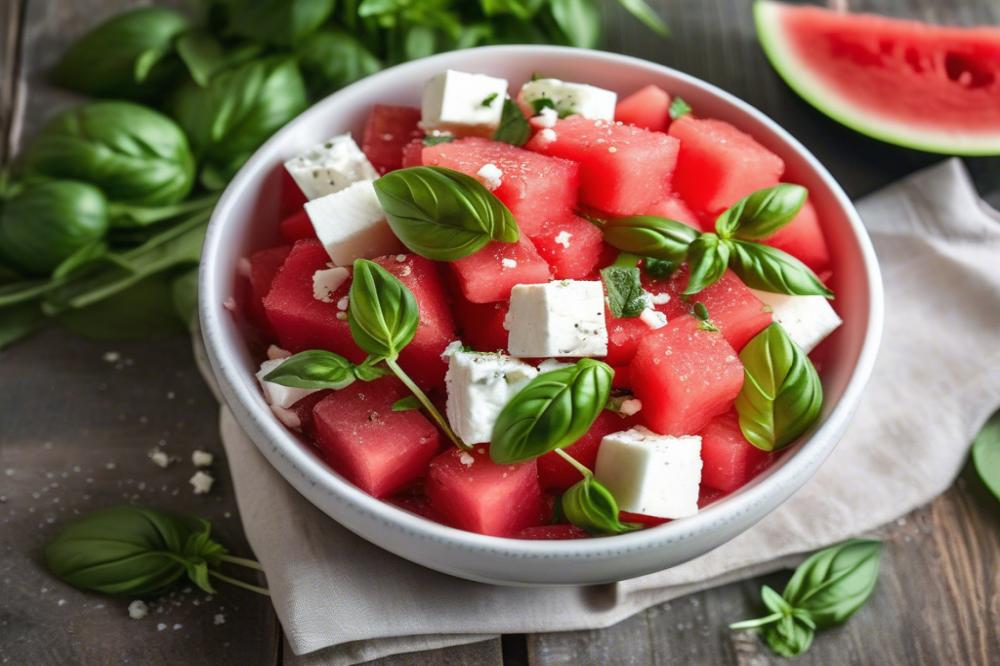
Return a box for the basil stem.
[386,357,468,450]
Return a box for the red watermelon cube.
[666,268,772,351]
[669,116,784,215]
[401,138,424,168]
[312,377,440,498]
[615,84,671,132]
[388,494,444,522]
[425,445,545,536]
[643,194,703,230]
[289,390,330,438]
[630,315,744,436]
[453,298,509,353]
[527,215,604,280]
[604,279,681,366]
[537,411,635,491]
[700,411,773,493]
[279,210,315,243]
[422,137,579,236]
[450,237,551,303]
[526,116,679,216]
[280,168,307,218]
[762,200,831,273]
[362,105,423,174]
[248,244,291,329]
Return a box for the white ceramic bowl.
[199,45,883,586]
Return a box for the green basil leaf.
[52,240,109,281]
[45,506,227,597]
[692,301,720,332]
[22,102,195,207]
[170,57,308,184]
[616,0,670,37]
[481,0,546,19]
[601,266,647,318]
[494,98,531,146]
[296,28,382,97]
[0,180,109,276]
[972,410,1000,502]
[736,323,823,451]
[601,215,700,262]
[264,350,359,389]
[373,166,519,261]
[561,475,640,535]
[423,135,455,147]
[220,0,336,46]
[391,395,421,412]
[348,258,419,359]
[549,0,601,49]
[669,96,692,120]
[684,233,731,295]
[174,30,255,88]
[782,539,882,628]
[51,8,189,99]
[762,615,815,658]
[642,257,678,280]
[715,184,808,240]
[490,359,613,463]
[728,240,834,298]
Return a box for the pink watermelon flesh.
[669,116,784,215]
[760,1,1000,153]
[603,279,681,367]
[526,116,679,216]
[289,390,330,438]
[643,195,703,230]
[665,267,773,352]
[279,209,315,243]
[537,411,636,491]
[401,138,424,168]
[280,168,307,218]
[422,137,580,236]
[699,411,773,493]
[615,84,672,132]
[312,377,440,498]
[528,215,604,280]
[762,200,831,273]
[630,314,744,436]
[248,244,291,330]
[450,236,551,304]
[426,445,545,536]
[452,297,509,353]
[515,524,589,540]
[362,105,423,174]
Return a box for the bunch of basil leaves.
[0,0,666,350]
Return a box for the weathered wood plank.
[0,0,25,166]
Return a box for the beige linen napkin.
[205,159,1000,664]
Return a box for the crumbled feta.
[270,405,302,430]
[649,292,671,305]
[267,345,291,361]
[639,308,668,330]
[128,600,149,619]
[536,128,557,145]
[213,613,226,626]
[189,471,214,495]
[594,427,702,518]
[336,295,349,311]
[256,359,320,409]
[518,78,617,120]
[305,180,402,266]
[284,134,378,200]
[440,339,465,361]
[529,106,559,129]
[421,70,508,133]
[501,258,518,269]
[311,266,350,303]
[148,449,171,468]
[619,398,643,416]
[750,290,842,353]
[445,351,539,443]
[537,358,572,373]
[458,452,475,467]
[191,450,213,468]
[554,230,572,248]
[102,351,121,363]
[505,281,608,357]
[476,163,503,190]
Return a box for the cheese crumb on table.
[190,471,214,495]
[192,450,213,468]
[148,448,171,468]
[127,600,148,620]
[505,281,608,357]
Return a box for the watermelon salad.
[238,70,842,540]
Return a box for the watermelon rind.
[754,0,1000,156]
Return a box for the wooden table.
[2,1,998,664]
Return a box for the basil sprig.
[373,166,519,261]
[715,183,807,240]
[599,215,699,262]
[601,266,647,318]
[45,506,269,597]
[972,410,1000,502]
[683,234,730,295]
[736,324,823,451]
[490,359,613,464]
[731,539,882,657]
[494,98,531,146]
[263,350,388,389]
[562,474,640,535]
[728,240,832,297]
[668,96,691,120]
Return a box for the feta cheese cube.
[312,266,350,303]
[445,351,539,443]
[518,78,617,121]
[505,281,608,357]
[750,290,842,353]
[304,180,403,266]
[284,134,378,200]
[537,358,572,373]
[421,70,508,133]
[594,427,702,519]
[256,359,320,409]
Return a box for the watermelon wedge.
[755,0,1000,155]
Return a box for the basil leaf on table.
[494,98,531,147]
[736,323,824,451]
[296,28,382,97]
[490,359,613,464]
[50,7,189,99]
[601,266,647,318]
[549,0,602,49]
[972,410,1000,502]
[715,184,808,240]
[684,233,731,295]
[561,475,640,535]
[348,259,419,360]
[174,31,262,88]
[669,96,692,120]
[762,615,815,658]
[373,166,519,261]
[218,0,336,47]
[0,180,109,276]
[600,215,700,261]
[22,102,196,207]
[728,240,833,298]
[264,350,363,390]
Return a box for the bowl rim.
[199,44,884,561]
